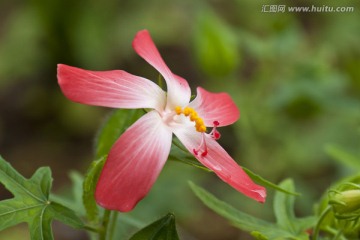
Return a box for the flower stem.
[83,225,100,233]
[108,211,119,240]
[99,209,111,240]
[313,206,332,240]
[332,230,343,240]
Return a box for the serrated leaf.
[0,160,47,201]
[28,206,53,240]
[325,144,360,170]
[39,168,52,198]
[0,156,84,240]
[83,156,106,223]
[243,167,300,196]
[95,109,144,158]
[189,181,294,239]
[129,213,179,240]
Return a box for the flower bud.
[329,190,360,215]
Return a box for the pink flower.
[57,30,266,212]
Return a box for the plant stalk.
[99,209,111,240]
[108,211,119,240]
[313,206,332,240]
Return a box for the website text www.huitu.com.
[261,5,355,13]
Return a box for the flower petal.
[132,30,191,109]
[95,111,172,212]
[189,87,240,127]
[173,127,266,203]
[57,64,166,111]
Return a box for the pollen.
[175,106,207,133]
[183,107,192,116]
[175,106,182,115]
[190,112,198,121]
[196,125,207,133]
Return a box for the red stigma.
[210,121,221,140]
[192,121,221,157]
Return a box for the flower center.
[175,106,206,133]
[175,106,221,157]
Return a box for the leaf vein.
[0,203,44,218]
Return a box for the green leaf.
[274,179,297,232]
[129,213,179,240]
[243,167,300,196]
[83,156,106,223]
[274,179,316,237]
[325,144,360,170]
[50,171,85,217]
[0,155,83,240]
[50,202,84,228]
[190,181,316,239]
[69,171,86,214]
[95,109,144,158]
[251,231,269,240]
[189,181,293,239]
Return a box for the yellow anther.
[195,122,205,129]
[197,125,207,133]
[195,118,204,126]
[183,107,193,116]
[174,106,206,133]
[195,117,206,132]
[175,106,182,115]
[190,112,198,121]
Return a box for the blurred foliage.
[0,0,360,239]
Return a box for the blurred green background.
[0,0,359,239]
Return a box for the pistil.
[209,121,221,140]
[193,133,208,157]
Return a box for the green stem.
[332,229,343,240]
[83,225,100,233]
[108,211,119,240]
[313,206,332,240]
[99,209,111,240]
[321,227,346,240]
